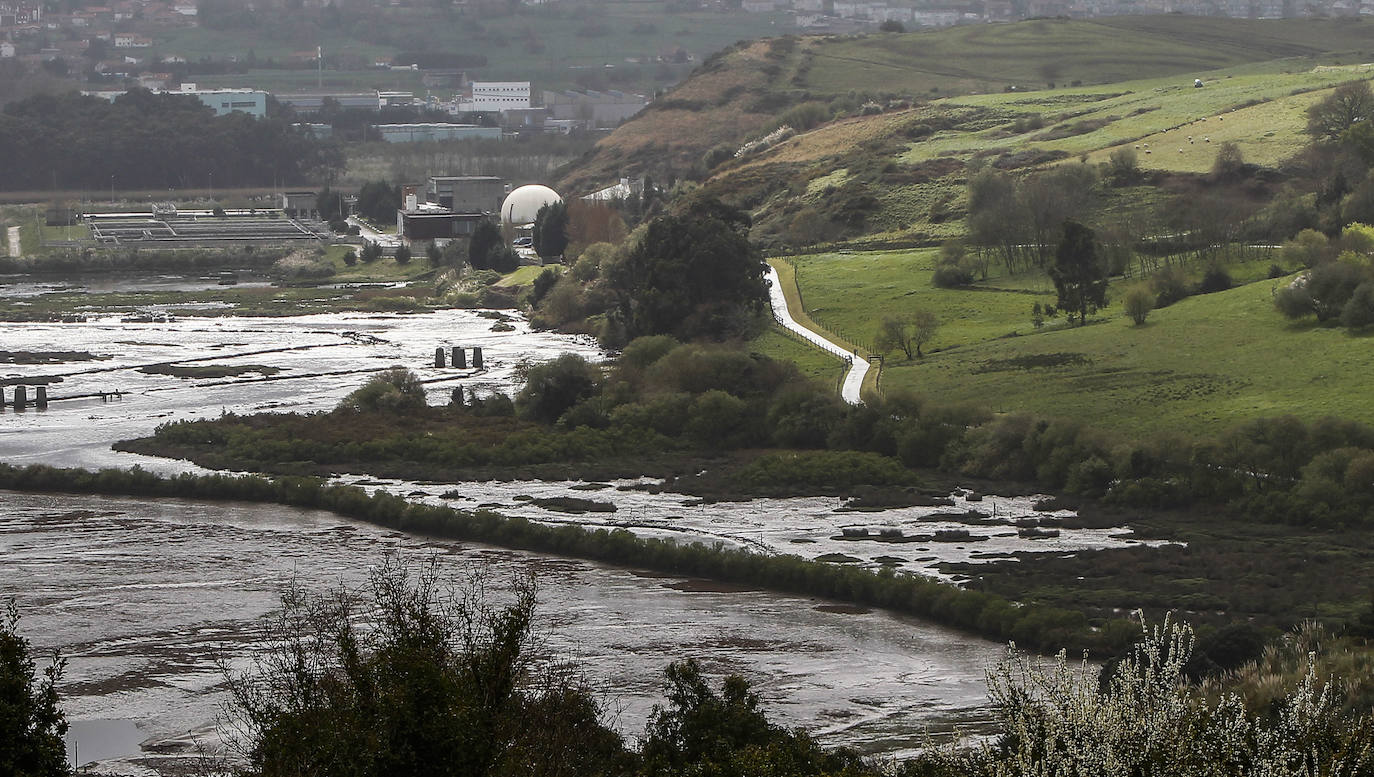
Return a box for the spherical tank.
[501,184,561,225]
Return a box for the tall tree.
[605,194,765,343]
[0,600,71,777]
[1050,219,1108,325]
[1307,80,1374,142]
[468,218,503,270]
[532,200,568,260]
[356,180,401,222]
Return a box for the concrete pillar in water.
[434,347,446,368]
[451,346,465,369]
[35,386,47,409]
[472,347,483,369]
[13,385,26,411]
[0,386,5,410]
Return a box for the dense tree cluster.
[0,90,342,191]
[534,194,766,346]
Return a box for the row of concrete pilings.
[1,385,49,411]
[435,346,483,369]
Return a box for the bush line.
[0,462,1136,656]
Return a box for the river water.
[0,309,1133,773]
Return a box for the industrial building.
[541,89,648,129]
[454,81,531,113]
[427,176,505,213]
[280,192,319,220]
[275,92,379,112]
[179,86,268,118]
[373,123,502,143]
[393,176,506,244]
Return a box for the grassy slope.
[803,16,1374,96]
[786,244,1374,439]
[567,16,1374,196]
[559,37,793,194]
[718,68,1366,246]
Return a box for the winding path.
[765,264,870,405]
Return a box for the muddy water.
[2,491,1005,774]
[0,311,1123,771]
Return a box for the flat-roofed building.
[426,175,504,213]
[373,123,502,143]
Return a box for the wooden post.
[434,347,446,368]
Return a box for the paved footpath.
[764,264,870,404]
[7,226,19,258]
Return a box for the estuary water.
[0,310,1130,772]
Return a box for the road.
[7,226,19,258]
[346,216,402,249]
[764,264,870,405]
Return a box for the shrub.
[394,245,412,265]
[1150,266,1190,307]
[338,367,426,413]
[1197,265,1233,294]
[1122,285,1153,325]
[516,354,603,424]
[1341,281,1374,328]
[932,262,974,288]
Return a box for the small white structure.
[501,184,561,226]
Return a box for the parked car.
[513,236,533,247]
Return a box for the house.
[112,34,151,47]
[0,42,14,58]
[741,0,776,11]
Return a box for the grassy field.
[785,248,1055,353]
[748,324,848,387]
[782,244,1374,439]
[801,16,1374,97]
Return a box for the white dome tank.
[501,184,562,225]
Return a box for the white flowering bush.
[734,125,794,158]
[905,615,1374,777]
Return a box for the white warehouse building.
[455,82,531,113]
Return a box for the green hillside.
[562,17,1374,249]
[801,16,1374,96]
[775,244,1374,439]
